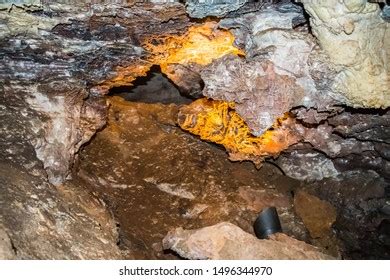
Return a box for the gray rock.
[201,6,339,135]
[277,151,339,181]
[185,0,249,18]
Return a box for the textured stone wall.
[300,0,390,108]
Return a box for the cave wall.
[2,1,388,185]
[0,0,389,259]
[0,2,191,185]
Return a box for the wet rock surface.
[163,222,334,260]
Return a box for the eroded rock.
[0,2,191,185]
[300,0,390,108]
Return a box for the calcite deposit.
[300,0,390,108]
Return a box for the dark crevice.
[342,106,390,115]
[108,65,194,105]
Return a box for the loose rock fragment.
[163,222,334,259]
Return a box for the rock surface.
[277,151,339,181]
[294,191,337,239]
[0,225,16,260]
[300,0,390,108]
[0,158,122,259]
[185,0,249,18]
[201,5,339,135]
[0,2,191,185]
[0,0,389,260]
[76,96,313,259]
[163,222,334,259]
[310,170,388,259]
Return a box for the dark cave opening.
[108,65,195,105]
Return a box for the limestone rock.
[163,222,334,259]
[299,0,390,108]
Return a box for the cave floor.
[73,96,339,259]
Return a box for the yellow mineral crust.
[143,21,245,72]
[178,98,301,164]
[98,22,244,92]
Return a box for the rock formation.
[300,0,390,108]
[0,0,389,260]
[163,222,334,260]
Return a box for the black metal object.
[254,207,282,239]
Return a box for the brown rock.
[163,222,334,260]
[238,186,291,212]
[0,225,16,260]
[294,191,337,239]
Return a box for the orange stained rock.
[178,98,301,164]
[143,21,245,72]
[97,62,152,92]
[98,22,243,93]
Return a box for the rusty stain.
[178,98,301,165]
